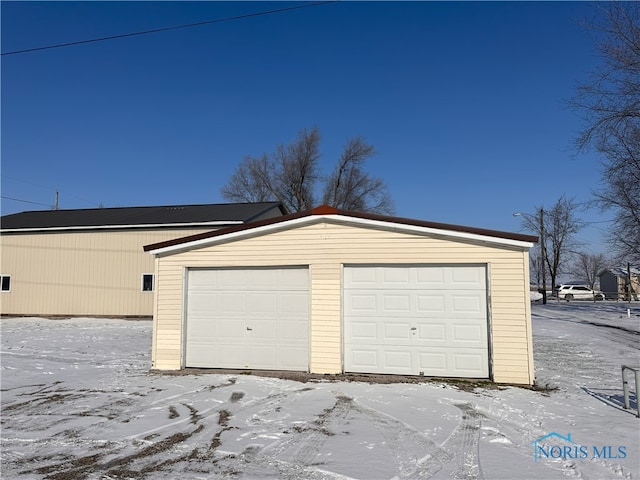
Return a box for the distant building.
[598,267,640,300]
[0,202,286,317]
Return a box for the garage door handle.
[410,327,417,331]
[246,327,253,331]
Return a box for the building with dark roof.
[0,202,286,317]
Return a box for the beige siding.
[153,221,534,384]
[1,228,213,316]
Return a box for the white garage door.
[185,267,309,371]
[344,265,489,378]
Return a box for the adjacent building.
[598,267,640,300]
[0,202,286,317]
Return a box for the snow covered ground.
[1,302,639,479]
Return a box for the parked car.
[555,284,605,301]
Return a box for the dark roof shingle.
[1,202,286,231]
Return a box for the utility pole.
[540,207,547,305]
[54,191,59,210]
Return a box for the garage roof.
[1,202,287,232]
[144,205,538,254]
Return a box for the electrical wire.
[3,175,99,207]
[2,1,338,56]
[1,196,52,207]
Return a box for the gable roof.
[599,267,640,277]
[144,205,538,255]
[0,202,287,233]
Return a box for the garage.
[344,265,488,377]
[184,267,309,371]
[146,206,537,385]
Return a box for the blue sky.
[1,1,611,253]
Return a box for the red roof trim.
[311,205,338,215]
[143,205,538,252]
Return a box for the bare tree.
[321,137,394,214]
[221,127,321,212]
[221,154,274,203]
[572,2,640,263]
[273,127,321,212]
[519,196,584,292]
[222,128,394,214]
[573,252,608,289]
[529,250,543,289]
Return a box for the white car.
[556,285,604,301]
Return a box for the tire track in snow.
[223,392,356,480]
[437,402,483,480]
[350,401,452,478]
[290,393,353,466]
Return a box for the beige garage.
[145,206,538,385]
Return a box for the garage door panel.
[184,317,211,338]
[344,265,489,378]
[349,349,379,369]
[384,350,413,369]
[246,319,278,341]
[280,292,309,314]
[279,320,309,341]
[186,292,218,313]
[415,269,448,287]
[248,269,278,288]
[246,293,277,314]
[186,342,244,368]
[213,318,246,341]
[417,323,447,343]
[382,267,411,286]
[278,346,310,370]
[451,295,485,316]
[345,293,378,313]
[416,349,488,377]
[452,352,488,376]
[452,322,485,345]
[345,267,378,287]
[349,320,378,342]
[279,268,310,289]
[450,267,486,286]
[186,267,309,371]
[384,322,412,341]
[417,351,448,375]
[383,294,411,312]
[218,269,247,288]
[417,295,446,313]
[245,345,278,369]
[220,293,246,313]
[188,270,219,289]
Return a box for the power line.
[3,175,99,207]
[2,1,338,56]
[1,195,52,207]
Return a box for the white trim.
[148,214,536,256]
[1,221,243,234]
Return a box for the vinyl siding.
[0,228,213,316]
[152,221,534,384]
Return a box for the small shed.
[598,267,640,300]
[145,206,538,385]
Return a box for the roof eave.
[146,212,536,256]
[1,221,243,233]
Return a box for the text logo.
[530,432,627,462]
